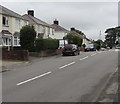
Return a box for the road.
[2,50,118,102]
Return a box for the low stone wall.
[1,49,29,61]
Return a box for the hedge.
[35,38,59,52]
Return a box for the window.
[14,37,20,46]
[8,39,11,46]
[17,37,20,46]
[0,38,2,46]
[3,38,10,46]
[38,33,44,38]
[15,19,20,29]
[5,38,8,45]
[14,37,17,46]
[2,16,8,26]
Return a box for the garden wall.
[1,49,29,61]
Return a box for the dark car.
[62,44,80,56]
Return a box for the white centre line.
[59,62,75,69]
[91,53,97,56]
[80,56,88,61]
[16,71,52,86]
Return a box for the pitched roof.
[1,30,12,34]
[1,30,12,37]
[0,5,25,20]
[22,14,51,27]
[70,30,92,42]
[51,24,69,33]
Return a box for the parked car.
[85,44,96,52]
[62,44,80,56]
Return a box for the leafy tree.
[20,25,36,52]
[92,40,106,50]
[63,33,83,46]
[105,26,120,48]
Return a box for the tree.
[63,33,83,46]
[92,40,106,50]
[105,26,120,48]
[20,25,36,52]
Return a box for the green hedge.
[35,39,59,52]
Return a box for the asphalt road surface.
[2,50,118,102]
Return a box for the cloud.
[0,2,118,40]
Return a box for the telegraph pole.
[99,30,102,49]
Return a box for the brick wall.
[1,49,29,61]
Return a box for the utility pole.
[99,30,102,49]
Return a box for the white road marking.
[59,62,75,69]
[91,53,97,56]
[80,56,88,61]
[98,52,101,53]
[17,71,52,86]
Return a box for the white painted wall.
[83,39,91,45]
[0,14,28,47]
[54,31,68,39]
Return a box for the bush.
[20,25,36,52]
[35,39,59,52]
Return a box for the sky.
[0,1,118,41]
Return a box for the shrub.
[20,25,36,52]
[35,39,59,52]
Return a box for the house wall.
[33,24,54,39]
[54,31,68,39]
[44,27,49,38]
[0,14,2,30]
[49,27,54,39]
[83,39,91,45]
[0,14,28,47]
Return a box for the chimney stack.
[54,19,59,25]
[71,27,75,31]
[28,10,34,16]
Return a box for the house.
[0,5,28,48]
[70,27,91,45]
[22,10,54,39]
[51,19,69,39]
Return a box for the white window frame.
[15,19,20,29]
[14,37,20,46]
[2,16,9,26]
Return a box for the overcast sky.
[0,2,118,40]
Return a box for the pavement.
[1,50,119,102]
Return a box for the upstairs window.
[15,19,20,29]
[2,16,8,26]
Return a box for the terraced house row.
[0,5,91,48]
[0,5,56,47]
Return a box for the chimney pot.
[71,27,75,31]
[28,10,34,16]
[54,19,59,25]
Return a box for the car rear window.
[64,45,73,49]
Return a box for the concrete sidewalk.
[0,60,26,72]
[96,69,118,103]
[0,55,61,72]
